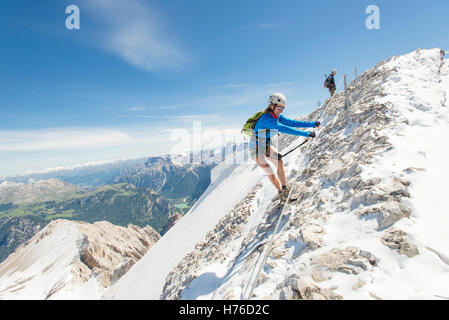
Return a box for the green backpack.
[241,110,267,136]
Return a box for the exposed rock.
[299,223,324,249]
[310,247,374,276]
[369,292,383,300]
[76,221,160,287]
[284,275,342,300]
[0,219,160,299]
[311,267,331,283]
[323,159,346,184]
[381,228,419,257]
[111,257,137,285]
[358,201,411,230]
[352,278,366,291]
[359,250,377,265]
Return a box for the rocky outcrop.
[310,247,376,276]
[0,219,160,299]
[299,223,324,249]
[381,228,419,257]
[279,275,342,300]
[75,221,160,288]
[111,257,136,285]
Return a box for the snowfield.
[0,220,98,300]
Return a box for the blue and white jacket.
[250,112,317,151]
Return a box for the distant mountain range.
[112,155,215,203]
[0,154,217,264]
[0,158,148,189]
[0,179,85,205]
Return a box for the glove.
[315,121,321,128]
[308,131,316,138]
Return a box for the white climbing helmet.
[268,93,287,106]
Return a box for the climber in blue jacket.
[250,93,320,202]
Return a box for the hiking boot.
[278,186,290,203]
[278,191,286,203]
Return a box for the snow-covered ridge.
[23,160,121,175]
[0,219,160,299]
[105,48,449,300]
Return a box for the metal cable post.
[344,74,349,109]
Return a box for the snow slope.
[106,48,449,300]
[104,152,272,299]
[0,220,96,299]
[0,220,160,299]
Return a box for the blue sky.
[1,0,448,176]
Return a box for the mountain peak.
[0,219,160,299]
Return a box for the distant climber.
[325,69,337,97]
[246,93,320,202]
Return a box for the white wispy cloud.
[128,106,146,111]
[0,126,175,177]
[0,128,132,152]
[256,23,284,29]
[122,81,313,124]
[83,0,189,72]
[257,23,277,29]
[127,102,194,112]
[215,82,296,90]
